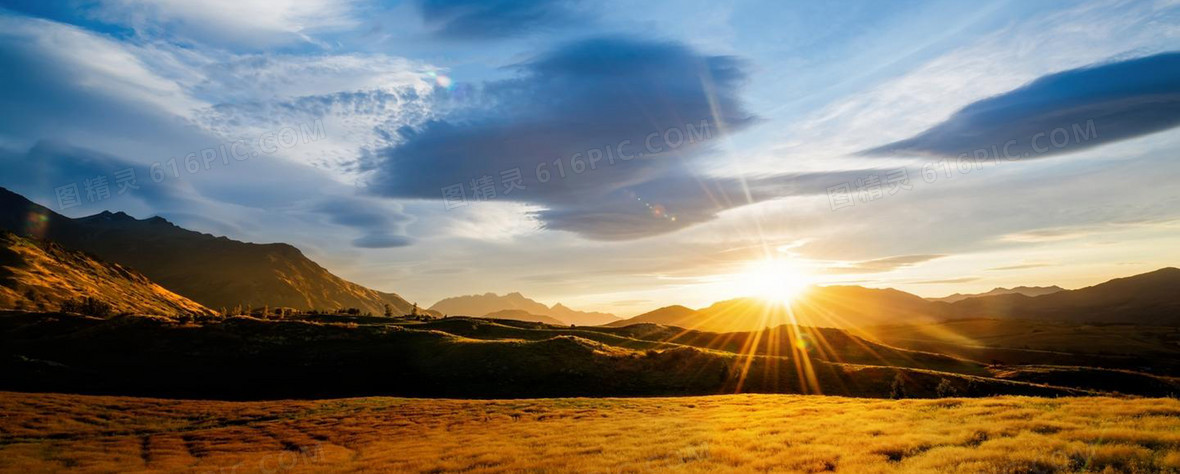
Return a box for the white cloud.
[764,0,1180,170]
[94,0,361,49]
[0,15,201,118]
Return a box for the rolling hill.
[0,310,1089,399]
[429,292,618,325]
[0,232,211,316]
[0,187,423,315]
[483,309,566,325]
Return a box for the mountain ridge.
[930,285,1066,303]
[0,187,425,316]
[429,291,618,325]
[610,268,1180,331]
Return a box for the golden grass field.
[2,392,1180,473]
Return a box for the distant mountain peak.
[930,285,1067,303]
[429,292,618,326]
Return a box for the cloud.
[911,276,979,285]
[91,0,360,49]
[367,36,782,240]
[987,263,1051,271]
[415,0,588,39]
[863,52,1180,159]
[312,197,414,249]
[0,140,206,216]
[190,53,438,177]
[823,254,945,275]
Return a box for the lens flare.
[737,258,813,304]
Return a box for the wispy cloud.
[93,0,361,49]
[414,0,590,39]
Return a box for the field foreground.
[2,392,1180,473]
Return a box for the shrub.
[60,297,113,317]
[889,373,907,399]
[936,378,958,398]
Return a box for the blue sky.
[1,0,1178,314]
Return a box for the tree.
[411,303,419,317]
[383,304,393,317]
[60,297,112,318]
[889,373,907,399]
[936,378,958,398]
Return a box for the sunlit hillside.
[0,232,211,316]
[3,391,1180,473]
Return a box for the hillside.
[948,267,1180,324]
[610,287,943,332]
[866,318,1180,375]
[429,292,617,325]
[0,232,211,316]
[609,269,1180,331]
[930,285,1065,303]
[0,311,1093,399]
[483,309,566,325]
[0,187,422,315]
[608,304,696,326]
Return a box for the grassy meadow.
[3,391,1180,473]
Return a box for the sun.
[738,258,814,305]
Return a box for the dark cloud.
[863,52,1180,159]
[367,37,793,240]
[415,0,587,39]
[0,140,192,214]
[352,233,413,248]
[313,197,414,249]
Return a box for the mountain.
[947,267,1180,325]
[0,187,422,316]
[0,231,211,315]
[608,305,696,327]
[483,309,566,325]
[547,303,618,326]
[609,268,1180,331]
[930,286,1065,303]
[610,286,943,332]
[429,292,618,325]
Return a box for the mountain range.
[1,187,1176,329]
[928,286,1065,303]
[612,268,1180,331]
[610,285,943,332]
[429,292,618,326]
[0,187,422,315]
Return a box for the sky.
[0,0,1178,316]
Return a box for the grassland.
[866,319,1180,375]
[3,391,1180,473]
